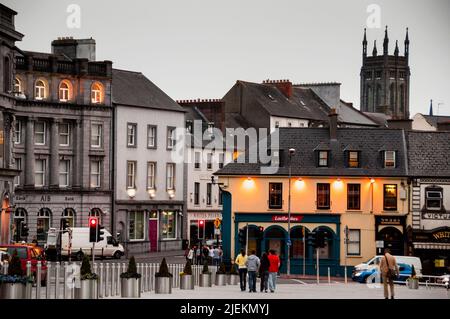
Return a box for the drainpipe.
[111,104,116,239]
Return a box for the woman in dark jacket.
[259,252,270,292]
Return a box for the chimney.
[51,37,96,61]
[263,79,292,98]
[328,108,338,140]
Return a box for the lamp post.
[287,148,295,276]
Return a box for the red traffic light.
[258,226,264,232]
[199,220,204,226]
[89,217,98,226]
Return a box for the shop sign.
[377,217,402,225]
[434,259,445,268]
[422,212,450,220]
[432,230,450,241]
[272,215,303,222]
[189,212,222,220]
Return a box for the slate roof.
[112,69,185,112]
[337,101,379,126]
[215,127,408,177]
[406,131,450,177]
[422,115,450,128]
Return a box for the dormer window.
[384,151,396,168]
[348,151,360,168]
[35,80,47,100]
[426,188,443,210]
[59,80,72,102]
[318,151,329,167]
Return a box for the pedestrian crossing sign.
[214,218,221,229]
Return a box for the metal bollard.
[26,261,32,299]
[328,267,331,284]
[55,262,60,299]
[3,260,8,274]
[145,264,149,292]
[111,263,116,296]
[63,262,68,299]
[116,263,121,296]
[46,262,52,299]
[105,263,110,297]
[98,263,104,298]
[36,261,42,299]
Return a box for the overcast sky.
[4,0,450,116]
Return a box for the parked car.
[353,255,422,277]
[0,244,48,285]
[352,262,413,283]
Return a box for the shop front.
[412,227,450,275]
[375,216,407,256]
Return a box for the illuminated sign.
[272,215,303,222]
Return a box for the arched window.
[62,208,76,227]
[313,227,334,260]
[13,208,28,241]
[35,80,47,100]
[37,208,52,242]
[59,80,72,102]
[399,84,405,113]
[3,57,11,93]
[89,208,103,223]
[14,78,22,94]
[91,82,104,104]
[389,83,395,109]
[290,227,309,259]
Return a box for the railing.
[15,56,26,70]
[57,61,74,74]
[32,58,51,72]
[88,62,107,76]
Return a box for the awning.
[413,242,450,250]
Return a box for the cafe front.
[412,227,450,275]
[375,216,407,256]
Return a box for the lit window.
[14,78,21,94]
[384,151,396,168]
[129,211,145,240]
[269,183,283,209]
[126,161,136,189]
[59,160,70,187]
[317,183,330,209]
[147,162,156,190]
[14,120,22,144]
[127,123,137,147]
[161,211,176,239]
[91,82,103,104]
[348,151,360,168]
[35,80,46,100]
[35,159,46,187]
[383,184,397,211]
[91,123,102,148]
[166,163,175,190]
[59,80,71,102]
[90,160,101,188]
[318,151,329,167]
[426,189,443,210]
[59,123,70,146]
[34,121,46,145]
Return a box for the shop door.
[379,227,404,256]
[149,220,158,252]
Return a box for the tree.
[183,260,193,275]
[120,256,142,279]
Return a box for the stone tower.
[360,27,410,119]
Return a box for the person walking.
[235,249,248,291]
[379,248,399,299]
[259,252,270,293]
[187,246,194,264]
[195,245,201,265]
[213,246,220,267]
[202,245,209,264]
[267,250,280,293]
[245,250,260,293]
[208,245,215,265]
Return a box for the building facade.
[112,69,186,255]
[12,38,113,246]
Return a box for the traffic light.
[61,219,70,232]
[21,223,29,237]
[316,231,328,248]
[89,217,99,243]
[307,231,317,248]
[97,225,105,242]
[257,226,264,240]
[238,227,247,245]
[198,220,205,239]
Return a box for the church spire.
[429,99,433,116]
[383,26,389,55]
[394,40,399,56]
[404,27,409,58]
[362,28,367,58]
[372,40,377,56]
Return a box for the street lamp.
[287,147,295,276]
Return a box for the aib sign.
[272,215,303,222]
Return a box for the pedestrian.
[245,250,260,293]
[202,245,209,264]
[218,246,223,264]
[187,246,194,263]
[213,246,220,267]
[267,249,280,293]
[259,252,270,293]
[379,248,399,299]
[208,245,214,265]
[196,245,201,265]
[235,249,248,291]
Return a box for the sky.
[4,0,450,116]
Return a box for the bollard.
[105,263,110,297]
[63,262,68,299]
[145,263,150,292]
[116,263,121,296]
[26,261,32,299]
[328,267,331,284]
[139,264,144,293]
[55,262,60,299]
[344,266,348,284]
[36,261,42,299]
[46,262,52,299]
[111,263,115,296]
[98,263,104,298]
[3,260,8,274]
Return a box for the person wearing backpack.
[379,248,399,299]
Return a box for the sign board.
[286,239,292,246]
[214,228,221,235]
[272,215,303,222]
[214,218,221,229]
[376,240,384,248]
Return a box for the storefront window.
[37,208,51,242]
[383,184,397,211]
[347,229,361,256]
[290,227,307,259]
[62,208,76,227]
[129,211,145,240]
[161,211,176,239]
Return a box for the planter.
[74,279,98,299]
[228,274,239,285]
[0,282,27,299]
[180,275,194,290]
[155,277,172,294]
[199,273,212,287]
[407,278,419,289]
[215,274,227,286]
[121,278,141,298]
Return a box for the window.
[207,153,212,170]
[375,70,382,79]
[59,160,70,187]
[347,184,361,210]
[384,151,396,168]
[89,208,103,223]
[37,209,51,242]
[91,123,102,148]
[127,123,137,147]
[14,77,21,94]
[35,80,46,100]
[147,162,156,190]
[147,125,157,148]
[59,123,70,146]
[186,120,193,133]
[347,229,361,256]
[318,151,329,167]
[206,183,212,206]
[161,211,176,239]
[194,152,201,169]
[365,71,372,80]
[14,120,21,144]
[129,211,145,240]
[59,81,71,102]
[317,183,330,209]
[219,153,224,169]
[126,161,136,189]
[35,159,46,187]
[91,82,103,104]
[34,121,46,145]
[426,189,443,210]
[167,127,175,149]
[348,151,360,168]
[14,158,21,186]
[383,184,397,211]
[194,182,200,205]
[274,121,280,128]
[90,160,101,188]
[207,122,214,135]
[269,183,283,209]
[62,209,75,228]
[219,188,223,205]
[166,163,175,190]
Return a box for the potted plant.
[154,258,173,294]
[406,265,419,289]
[0,250,33,299]
[180,260,194,290]
[215,262,227,286]
[74,255,98,299]
[199,261,212,287]
[120,256,142,297]
[228,263,239,285]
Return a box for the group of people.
[185,245,223,266]
[234,249,280,293]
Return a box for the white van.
[354,255,422,276]
[61,227,124,260]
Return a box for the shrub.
[181,260,193,276]
[155,258,173,278]
[80,255,98,280]
[202,261,211,274]
[120,256,142,279]
[216,262,227,275]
